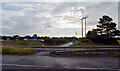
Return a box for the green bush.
[44,38,71,45]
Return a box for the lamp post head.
[81,17,84,20]
[84,16,88,19]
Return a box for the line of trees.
[44,38,72,45]
[1,35,73,45]
[1,35,73,40]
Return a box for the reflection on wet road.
[2,55,119,69]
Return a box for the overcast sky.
[1,2,119,37]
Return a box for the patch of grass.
[2,41,67,47]
[2,41,42,46]
[71,43,120,46]
[50,51,119,57]
[1,47,38,55]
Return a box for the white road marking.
[79,68,118,70]
[0,64,51,68]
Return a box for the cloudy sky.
[1,2,119,37]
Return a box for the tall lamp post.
[81,16,87,38]
[84,16,87,36]
[81,17,84,38]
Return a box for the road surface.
[2,55,119,69]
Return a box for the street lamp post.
[84,16,87,36]
[81,18,84,38]
[81,16,87,38]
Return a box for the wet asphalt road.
[2,54,119,69]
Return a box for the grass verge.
[50,51,119,57]
[2,41,42,46]
[71,43,120,46]
[1,47,38,55]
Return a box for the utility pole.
[81,17,84,38]
[81,16,87,38]
[84,16,87,36]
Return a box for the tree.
[13,35,19,40]
[97,15,120,38]
[86,15,120,44]
[25,35,32,39]
[86,29,98,41]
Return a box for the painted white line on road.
[79,68,119,70]
[0,64,51,68]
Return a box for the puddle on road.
[34,52,50,56]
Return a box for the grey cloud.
[86,2,118,26]
[2,2,119,37]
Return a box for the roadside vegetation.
[2,38,71,47]
[43,38,72,46]
[1,47,38,55]
[2,36,72,47]
[71,38,120,46]
[50,50,119,57]
[2,41,42,46]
